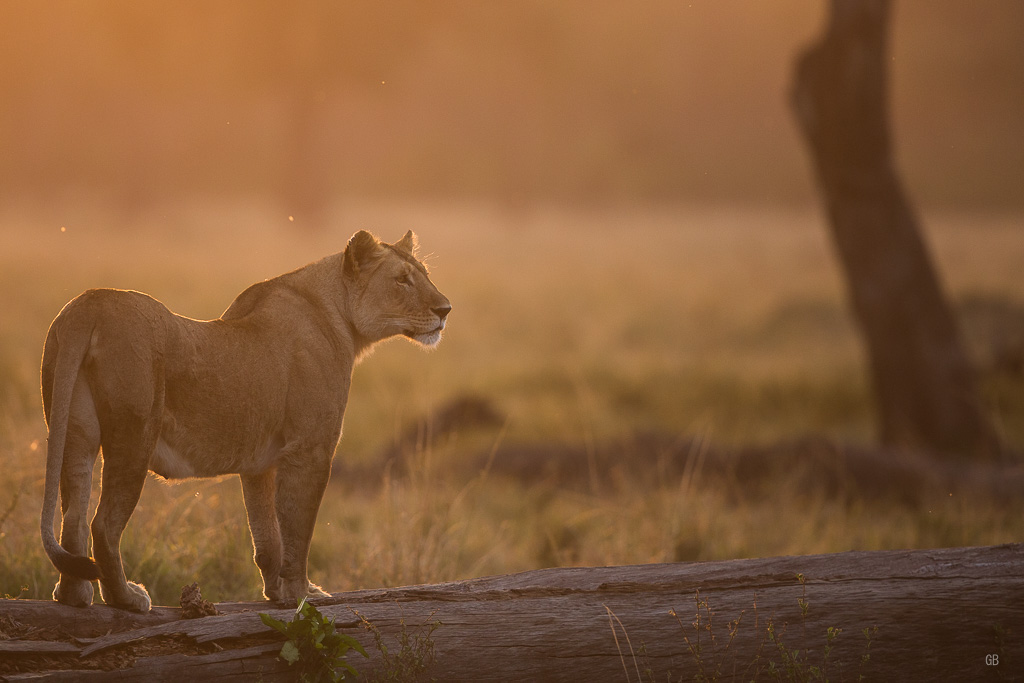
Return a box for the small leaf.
[345,636,369,658]
[260,612,288,634]
[280,640,301,664]
[285,621,308,640]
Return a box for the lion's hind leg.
[91,422,156,613]
[52,376,101,608]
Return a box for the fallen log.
[1,544,1020,681]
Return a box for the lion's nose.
[433,305,452,322]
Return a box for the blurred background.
[1,1,1023,606]
[2,1,1022,211]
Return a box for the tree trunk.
[2,544,1021,681]
[790,0,1000,459]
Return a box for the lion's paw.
[275,578,328,605]
[262,576,284,602]
[53,577,94,608]
[120,581,153,612]
[125,581,153,612]
[306,582,330,598]
[100,580,152,613]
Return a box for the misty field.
[2,201,1022,606]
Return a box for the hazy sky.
[2,1,1021,211]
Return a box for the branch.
[2,545,1021,681]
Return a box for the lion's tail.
[40,320,103,581]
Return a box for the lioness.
[40,230,450,612]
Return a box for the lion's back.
[48,288,179,357]
[42,289,181,414]
[55,288,175,326]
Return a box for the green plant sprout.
[260,597,368,682]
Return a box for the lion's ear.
[344,230,381,277]
[393,230,418,255]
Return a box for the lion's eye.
[396,274,412,287]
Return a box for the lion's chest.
[151,328,352,479]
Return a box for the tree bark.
[790,0,1000,459]
[2,544,1021,681]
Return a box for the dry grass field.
[1,201,1022,606]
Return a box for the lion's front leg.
[241,470,284,601]
[273,447,333,604]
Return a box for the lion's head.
[343,230,451,347]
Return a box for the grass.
[609,583,881,682]
[355,610,441,683]
[1,199,1022,606]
